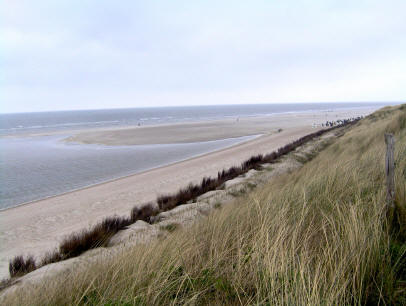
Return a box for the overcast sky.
[1,1,405,113]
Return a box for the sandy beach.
[0,108,376,279]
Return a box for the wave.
[0,120,122,132]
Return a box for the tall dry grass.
[2,105,405,305]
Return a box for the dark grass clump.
[241,154,264,171]
[9,255,36,277]
[40,251,63,266]
[217,166,244,182]
[157,177,220,211]
[59,216,131,258]
[158,184,199,211]
[131,202,159,223]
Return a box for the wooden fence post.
[385,133,395,209]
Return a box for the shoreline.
[0,134,263,213]
[0,107,379,279]
[1,107,375,211]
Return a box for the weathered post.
[385,133,395,209]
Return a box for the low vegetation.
[4,108,405,305]
[58,217,132,258]
[8,256,36,278]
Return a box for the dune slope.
[2,105,406,305]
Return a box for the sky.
[1,0,405,113]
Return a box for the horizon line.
[1,100,403,115]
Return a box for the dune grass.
[8,256,36,278]
[3,107,405,305]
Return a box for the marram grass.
[3,105,405,305]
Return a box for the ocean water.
[0,103,391,136]
[0,134,257,209]
[0,103,393,209]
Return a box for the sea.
[0,103,393,210]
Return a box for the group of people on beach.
[321,116,364,127]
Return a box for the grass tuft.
[131,202,158,223]
[59,216,131,258]
[9,256,36,277]
[160,223,180,233]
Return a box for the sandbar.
[65,108,372,145]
